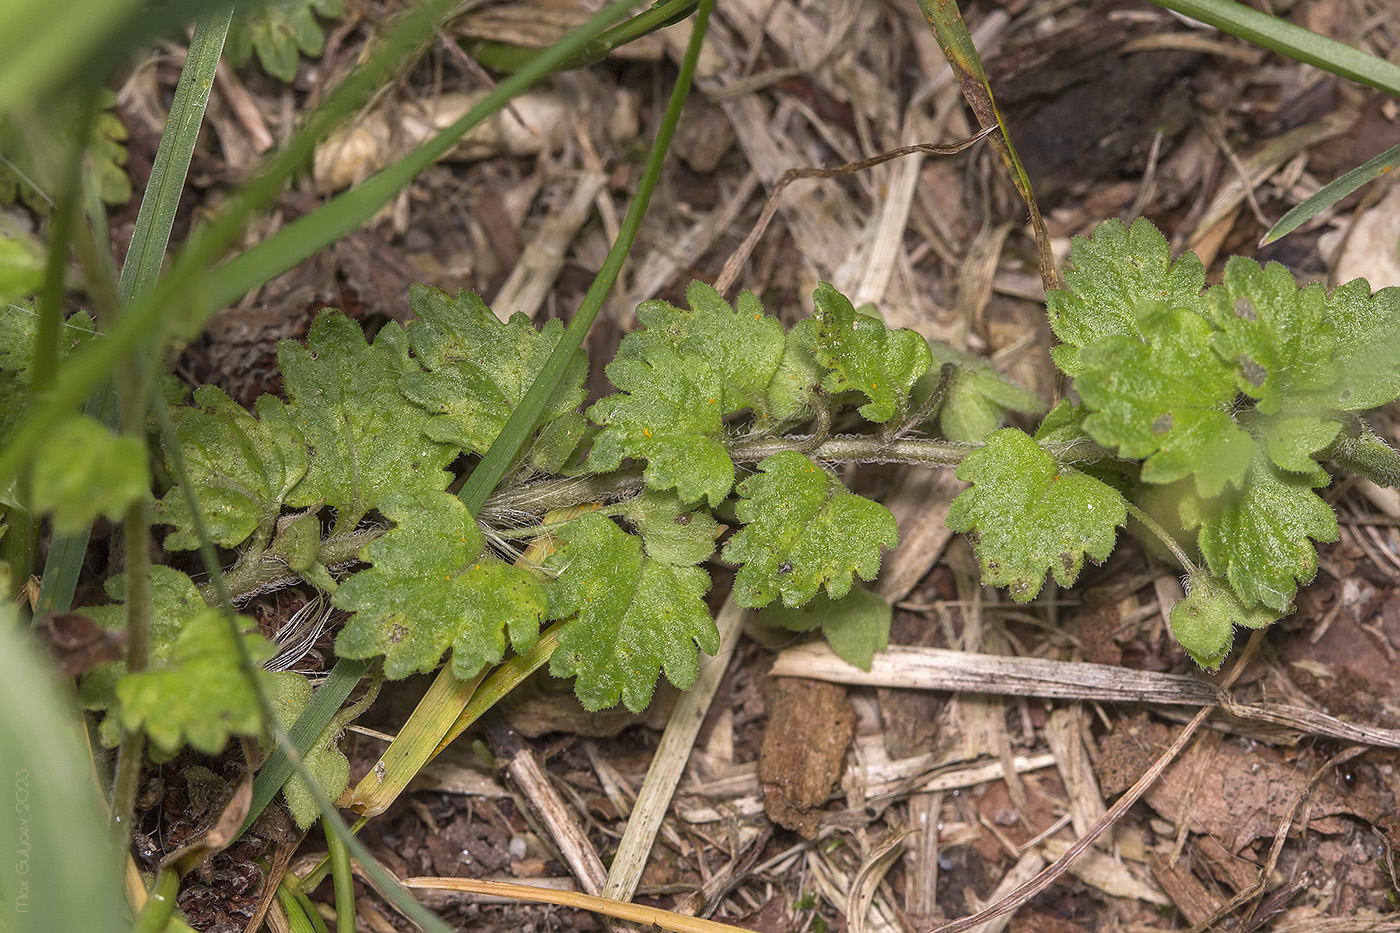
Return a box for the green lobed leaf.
[587,344,735,506]
[1189,453,1338,612]
[1207,257,1337,413]
[1169,572,1281,671]
[1046,218,1208,376]
[622,281,787,416]
[921,341,1046,441]
[0,231,43,304]
[764,330,826,423]
[226,0,344,82]
[279,310,455,525]
[946,428,1127,602]
[0,305,97,451]
[545,510,718,713]
[333,489,547,680]
[793,283,932,423]
[30,415,148,533]
[1077,302,1253,497]
[758,586,891,670]
[155,385,309,550]
[267,672,350,830]
[722,450,898,608]
[116,610,279,756]
[1322,281,1400,411]
[619,490,719,566]
[1253,409,1342,475]
[401,284,587,466]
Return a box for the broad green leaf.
[0,305,97,450]
[793,283,933,423]
[1253,410,1342,475]
[764,329,826,423]
[920,341,1045,441]
[1047,218,1208,376]
[1169,572,1281,671]
[1078,303,1253,497]
[758,586,891,670]
[116,610,279,756]
[545,511,718,712]
[401,284,587,463]
[1190,453,1338,612]
[947,428,1126,602]
[587,344,734,506]
[722,450,898,608]
[267,672,350,830]
[226,0,344,81]
[279,310,455,524]
[1323,281,1400,411]
[619,490,718,565]
[156,385,308,550]
[622,281,786,415]
[1207,258,1336,413]
[0,231,43,304]
[333,489,547,680]
[31,415,147,533]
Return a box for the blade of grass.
[1262,141,1400,245]
[1151,0,1400,97]
[466,0,697,73]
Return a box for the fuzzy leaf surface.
[947,428,1126,601]
[279,310,454,524]
[226,0,343,81]
[621,281,786,415]
[1207,258,1336,413]
[545,511,717,713]
[722,451,898,608]
[1169,572,1280,671]
[333,489,547,680]
[156,386,308,550]
[401,284,587,460]
[1320,281,1400,411]
[1047,218,1208,376]
[794,283,932,423]
[31,415,147,534]
[267,673,350,830]
[116,611,279,756]
[1077,303,1253,497]
[758,587,891,670]
[921,342,1046,441]
[587,345,734,506]
[620,491,719,566]
[1190,454,1338,612]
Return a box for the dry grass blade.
[401,876,759,932]
[713,127,995,295]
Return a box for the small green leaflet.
[793,284,932,423]
[1207,258,1337,413]
[333,489,547,681]
[947,428,1126,602]
[1189,453,1337,612]
[1169,572,1280,671]
[279,310,455,526]
[225,0,344,82]
[116,610,280,756]
[621,282,786,416]
[267,673,350,830]
[587,345,735,506]
[156,386,308,550]
[1077,303,1253,498]
[920,341,1045,442]
[722,451,897,608]
[1319,280,1400,411]
[758,586,891,671]
[545,511,718,713]
[401,284,587,469]
[1046,218,1208,376]
[619,490,718,566]
[31,415,147,534]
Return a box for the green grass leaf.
[1169,571,1280,671]
[947,428,1126,602]
[1047,218,1207,376]
[1190,453,1338,612]
[30,414,147,533]
[116,610,279,756]
[333,489,547,680]
[279,310,455,525]
[758,586,890,670]
[1078,303,1253,497]
[401,284,587,463]
[1263,142,1400,245]
[155,385,308,550]
[723,450,898,608]
[545,510,717,712]
[794,283,932,423]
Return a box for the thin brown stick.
[713,126,996,296]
